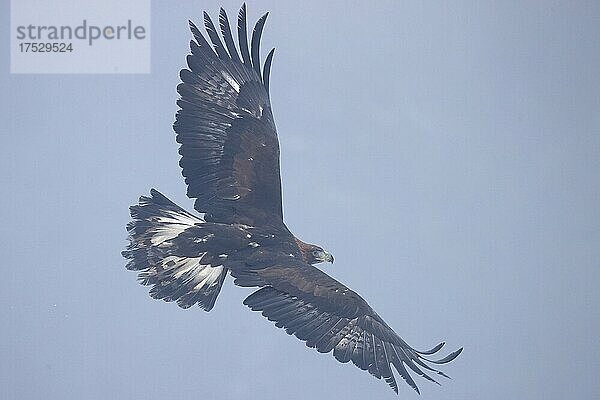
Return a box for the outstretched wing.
[234,261,462,394]
[174,5,281,226]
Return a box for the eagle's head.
[295,239,334,265]
[307,245,334,265]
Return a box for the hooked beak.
[314,249,334,264]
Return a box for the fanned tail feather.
[122,189,228,311]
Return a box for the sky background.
[1,1,599,399]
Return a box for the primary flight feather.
[123,4,462,394]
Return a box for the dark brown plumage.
[123,4,462,394]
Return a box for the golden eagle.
[123,4,462,394]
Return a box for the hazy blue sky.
[1,1,599,399]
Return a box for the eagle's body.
[123,4,461,394]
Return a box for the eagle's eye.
[312,250,321,257]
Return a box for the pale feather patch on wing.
[221,71,240,92]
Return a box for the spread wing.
[174,5,282,226]
[233,260,463,394]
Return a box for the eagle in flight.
[123,4,462,394]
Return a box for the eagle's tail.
[122,189,227,311]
